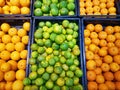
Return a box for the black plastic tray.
[32,0,77,18]
[0,0,32,17]
[81,18,120,90]
[78,0,120,18]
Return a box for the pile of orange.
[0,21,30,90]
[80,0,116,15]
[84,24,120,90]
[0,0,30,14]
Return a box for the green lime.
[31,43,39,51]
[31,85,39,90]
[74,24,79,31]
[37,47,45,54]
[29,58,36,65]
[73,77,79,85]
[51,8,59,16]
[60,56,66,64]
[73,31,78,38]
[37,55,45,62]
[50,3,58,9]
[73,45,80,55]
[53,50,59,56]
[67,2,75,11]
[61,86,69,90]
[74,59,79,66]
[42,72,50,80]
[43,0,51,5]
[65,78,74,87]
[30,64,37,72]
[36,39,44,46]
[48,27,53,33]
[56,78,65,86]
[67,0,74,3]
[31,51,39,58]
[62,64,69,71]
[48,58,56,66]
[43,32,50,39]
[35,78,44,86]
[50,33,57,41]
[66,59,74,66]
[45,39,52,47]
[68,23,74,29]
[37,67,45,75]
[23,78,31,85]
[53,86,60,90]
[51,73,58,81]
[54,62,61,67]
[43,26,48,32]
[75,69,83,78]
[60,8,68,15]
[52,0,58,3]
[45,21,52,28]
[34,31,43,39]
[54,66,63,74]
[72,85,83,90]
[29,72,37,80]
[24,85,31,90]
[46,48,53,54]
[70,65,76,71]
[39,86,47,90]
[64,51,72,59]
[60,70,65,77]
[66,29,73,35]
[62,20,69,28]
[62,29,66,34]
[68,11,75,15]
[55,35,64,44]
[41,5,49,13]
[41,60,48,68]
[46,66,53,73]
[53,56,60,62]
[34,8,43,16]
[66,71,74,78]
[39,22,45,27]
[34,1,42,8]
[68,41,75,48]
[59,1,67,8]
[54,25,62,34]
[45,81,53,89]
[60,42,69,51]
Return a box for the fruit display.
[83,19,120,90]
[0,19,30,90]
[79,0,117,15]
[33,0,76,16]
[23,19,83,90]
[0,0,30,15]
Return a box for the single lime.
[34,1,42,8]
[64,51,72,59]
[42,72,50,80]
[45,21,52,28]
[35,78,44,86]
[55,35,64,44]
[62,29,66,34]
[54,25,62,34]
[54,66,63,74]
[41,5,49,13]
[41,60,48,68]
[53,50,59,56]
[48,27,53,33]
[61,86,69,90]
[62,20,69,28]
[45,39,52,47]
[66,71,74,78]
[50,3,58,9]
[34,31,43,39]
[37,55,45,62]
[51,8,59,16]
[73,77,79,85]
[70,65,76,71]
[24,85,31,90]
[59,1,67,8]
[65,78,74,87]
[43,0,51,5]
[52,0,58,3]
[29,58,36,65]
[73,31,78,38]
[23,78,31,85]
[45,81,53,89]
[75,69,83,78]
[30,64,37,72]
[66,28,73,35]
[39,86,47,90]
[46,48,53,54]
[67,2,75,11]
[60,56,66,64]
[60,42,69,51]
[74,59,80,66]
[60,70,65,77]
[68,11,75,15]
[68,41,75,48]
[29,72,37,80]
[37,67,45,75]
[31,85,38,90]
[66,59,74,66]
[48,58,56,66]
[74,24,79,31]
[62,64,69,71]
[36,39,44,46]
[31,43,39,51]
[72,85,83,90]
[54,62,61,67]
[50,33,57,41]
[34,8,43,16]
[31,51,39,58]
[37,47,45,54]
[56,78,65,86]
[51,73,58,81]
[53,86,60,90]
[43,32,50,39]
[46,66,53,73]
[43,26,48,32]
[60,8,68,15]
[39,22,45,27]
[53,56,60,62]
[68,23,74,29]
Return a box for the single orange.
[16,69,25,80]
[86,24,94,32]
[86,51,94,60]
[0,71,4,81]
[98,48,107,57]
[88,81,98,90]
[0,62,11,72]
[92,0,100,6]
[94,67,102,75]
[115,82,120,90]
[5,43,15,52]
[10,51,20,61]
[85,37,91,45]
[84,29,90,37]
[98,83,108,90]
[85,1,93,7]
[90,32,98,39]
[17,60,26,70]
[107,42,115,48]
[114,71,120,81]
[110,62,119,72]
[0,50,10,61]
[115,40,120,48]
[15,42,25,52]
[100,8,108,15]
[100,3,106,9]
[86,60,96,70]
[94,58,102,67]
[91,38,100,45]
[88,44,97,53]
[11,35,21,43]
[106,34,116,42]
[113,55,120,64]
[103,71,114,81]
[106,2,114,8]
[105,26,114,34]
[87,70,96,81]
[105,81,115,90]
[101,63,110,72]
[115,33,120,39]
[114,26,120,33]
[21,7,30,14]
[98,31,107,39]
[2,35,11,44]
[8,28,18,36]
[103,55,113,64]
[108,46,119,56]
[108,7,116,13]
[5,82,13,90]
[96,74,105,84]
[99,39,107,47]
[8,60,18,71]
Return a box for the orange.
[94,54,100,60]
[2,5,10,11]
[88,44,97,52]
[105,26,114,34]
[0,62,11,72]
[0,50,10,61]
[21,7,30,14]
[86,60,96,70]
[94,12,101,15]
[1,23,10,33]
[3,11,10,14]
[10,6,20,14]
[91,38,100,45]
[23,22,30,31]
[20,0,30,7]
[0,31,5,37]
[107,42,115,48]
[103,55,113,64]
[113,55,120,64]
[86,51,94,60]
[12,80,24,90]
[88,81,98,90]
[99,40,107,47]
[98,83,108,90]
[0,60,5,68]
[105,81,115,90]
[93,6,100,13]
[92,0,100,6]
[10,51,20,61]
[87,70,96,81]
[0,7,3,14]
[2,35,11,44]
[4,70,16,81]
[85,37,91,45]
[20,50,28,59]
[114,71,120,81]
[103,71,114,81]
[90,32,98,39]
[86,24,94,32]
[110,62,119,72]
[100,0,107,3]
[100,3,106,9]
[9,0,20,7]
[86,7,93,14]
[85,1,93,7]
[8,60,18,71]
[5,82,13,90]
[16,69,25,80]
[94,58,102,67]
[115,33,120,39]
[15,42,25,52]
[108,7,116,13]
[114,26,120,33]
[80,2,85,8]
[0,71,4,81]
[8,28,18,36]
[80,8,86,15]
[108,46,119,56]
[100,8,108,15]
[101,46,108,50]
[84,29,90,37]
[98,48,107,57]
[0,0,5,7]
[106,34,116,42]
[98,31,107,39]
[11,35,21,43]
[101,63,110,72]
[115,40,120,47]
[17,60,26,70]
[94,24,103,32]
[18,29,27,37]
[96,74,105,84]
[94,67,102,75]
[0,43,5,51]
[106,2,114,8]
[5,43,15,52]
[115,82,120,90]
[22,35,29,45]
[0,82,5,90]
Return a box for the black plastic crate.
[78,0,120,18]
[0,0,32,17]
[32,0,77,18]
[81,18,120,90]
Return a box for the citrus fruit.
[12,80,23,90]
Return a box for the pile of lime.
[34,0,76,16]
[23,20,83,90]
